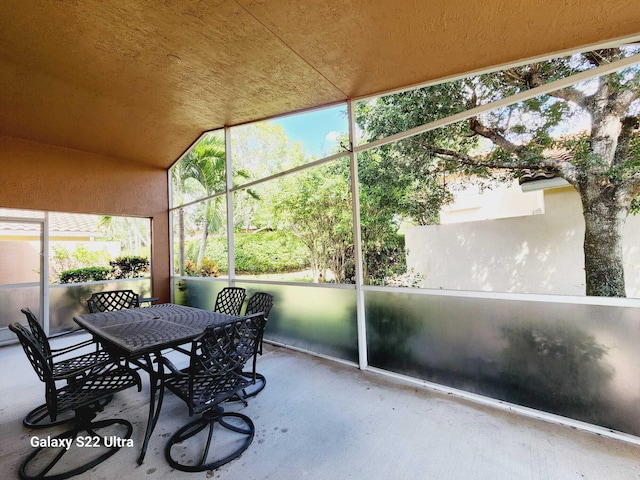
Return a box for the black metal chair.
[87,289,140,313]
[20,308,114,429]
[163,313,266,472]
[9,322,141,480]
[244,292,274,352]
[213,287,246,315]
[238,292,274,398]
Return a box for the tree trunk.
[580,181,628,297]
[178,208,185,275]
[197,216,209,268]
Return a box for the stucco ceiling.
[1,0,639,169]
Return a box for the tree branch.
[613,88,640,114]
[506,64,590,109]
[615,115,639,165]
[468,117,524,154]
[426,144,580,186]
[463,117,580,184]
[623,172,640,198]
[545,87,590,109]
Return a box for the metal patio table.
[74,303,236,465]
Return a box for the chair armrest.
[140,297,159,305]
[162,358,184,375]
[49,339,98,357]
[171,345,191,356]
[48,328,85,338]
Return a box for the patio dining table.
[73,303,237,465]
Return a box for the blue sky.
[271,105,348,157]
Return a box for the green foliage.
[50,244,113,283]
[183,230,309,276]
[97,216,150,256]
[234,231,309,274]
[184,258,220,277]
[270,161,354,283]
[56,254,150,283]
[109,256,150,279]
[59,267,111,284]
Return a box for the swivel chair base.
[239,371,266,399]
[23,396,113,430]
[19,410,132,480]
[165,406,254,472]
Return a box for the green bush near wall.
[59,267,112,283]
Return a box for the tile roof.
[0,212,100,234]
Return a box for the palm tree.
[175,133,250,269]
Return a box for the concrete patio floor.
[1,333,639,480]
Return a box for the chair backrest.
[186,313,266,411]
[87,289,140,313]
[9,323,53,385]
[21,308,52,360]
[244,292,274,318]
[213,287,246,316]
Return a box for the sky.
[270,105,349,157]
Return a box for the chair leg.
[165,407,254,472]
[18,413,132,480]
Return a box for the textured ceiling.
[1,0,639,168]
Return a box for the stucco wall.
[406,187,640,298]
[0,135,170,301]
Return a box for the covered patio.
[2,1,640,478]
[2,333,639,479]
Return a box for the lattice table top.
[74,304,237,356]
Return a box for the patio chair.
[244,292,273,353]
[87,289,140,313]
[238,292,274,398]
[20,308,113,429]
[163,312,266,472]
[9,322,141,480]
[213,287,246,315]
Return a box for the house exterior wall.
[406,186,640,298]
[439,178,545,224]
[0,135,170,301]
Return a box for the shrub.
[184,258,220,277]
[234,231,308,274]
[50,244,112,283]
[110,256,150,279]
[59,267,111,284]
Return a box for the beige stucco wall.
[406,187,640,298]
[0,135,170,301]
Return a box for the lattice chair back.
[213,287,246,316]
[200,314,265,368]
[9,323,58,413]
[87,289,140,313]
[244,292,273,358]
[244,292,274,318]
[21,308,53,362]
[189,313,265,414]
